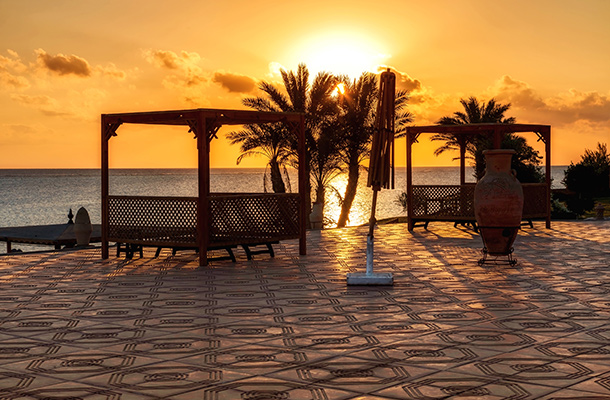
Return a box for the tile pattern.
[0,220,608,399]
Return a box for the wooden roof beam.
[101,108,303,127]
[406,123,551,135]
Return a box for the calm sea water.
[0,167,567,253]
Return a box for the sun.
[287,31,391,79]
[331,82,346,97]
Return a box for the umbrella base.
[346,272,393,286]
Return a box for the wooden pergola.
[405,123,552,230]
[101,108,307,266]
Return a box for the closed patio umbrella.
[347,68,395,285]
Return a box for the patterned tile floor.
[0,220,609,399]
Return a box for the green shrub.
[551,197,577,219]
[395,192,408,213]
[562,143,610,215]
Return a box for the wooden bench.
[116,242,238,262]
[153,244,237,262]
[241,241,278,260]
[108,194,299,263]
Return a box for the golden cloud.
[0,70,30,89]
[382,66,452,125]
[267,62,285,79]
[212,71,256,93]
[377,66,423,93]
[10,93,70,116]
[1,50,28,72]
[159,72,210,106]
[95,63,127,80]
[0,51,30,89]
[143,49,201,70]
[489,75,546,109]
[10,88,107,120]
[490,75,610,125]
[143,49,211,105]
[35,49,92,77]
[31,49,127,80]
[161,71,208,89]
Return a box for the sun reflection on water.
[322,172,406,228]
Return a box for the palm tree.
[432,96,541,181]
[334,73,412,227]
[237,63,340,220]
[334,73,377,228]
[226,123,290,193]
[310,117,343,208]
[433,96,514,156]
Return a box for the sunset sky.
[1,0,609,168]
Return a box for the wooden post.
[297,115,307,255]
[101,116,109,260]
[545,128,552,229]
[493,127,502,149]
[406,130,414,231]
[197,114,210,266]
[391,134,395,190]
[459,136,466,185]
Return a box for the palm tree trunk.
[269,159,286,193]
[337,162,360,228]
[314,182,325,206]
[313,176,325,221]
[304,163,312,227]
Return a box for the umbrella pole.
[366,188,379,275]
[347,186,393,286]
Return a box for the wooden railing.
[107,193,300,248]
[411,183,548,221]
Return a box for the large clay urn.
[474,149,524,255]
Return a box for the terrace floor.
[0,220,609,399]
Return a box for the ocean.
[0,166,568,253]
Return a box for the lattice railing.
[412,185,475,219]
[108,196,198,245]
[107,194,300,247]
[209,193,300,245]
[411,183,547,220]
[522,183,548,218]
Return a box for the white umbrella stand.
[346,188,393,285]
